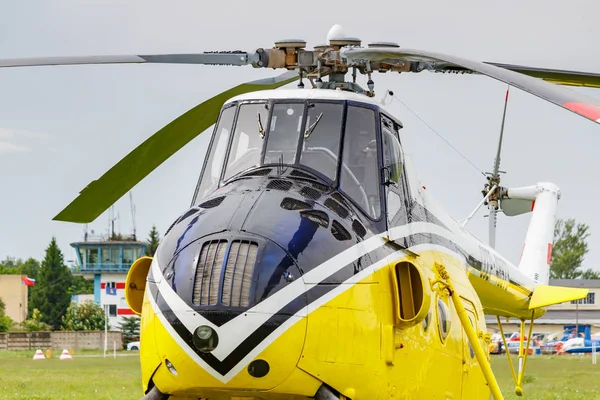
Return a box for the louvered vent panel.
[222,241,258,307]
[192,240,227,306]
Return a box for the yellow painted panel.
[529,285,589,309]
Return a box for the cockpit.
[193,95,404,222]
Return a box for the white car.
[127,341,140,351]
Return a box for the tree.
[0,297,13,332]
[68,276,94,295]
[61,300,106,331]
[30,237,73,330]
[21,309,51,332]
[0,257,20,274]
[581,269,600,279]
[550,218,592,279]
[145,225,160,257]
[118,316,140,345]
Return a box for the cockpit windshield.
[195,100,383,220]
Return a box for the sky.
[1,1,600,272]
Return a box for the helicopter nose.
[149,174,370,390]
[148,228,309,390]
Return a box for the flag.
[21,276,35,286]
[106,285,116,295]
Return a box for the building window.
[108,304,117,317]
[571,292,596,305]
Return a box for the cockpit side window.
[223,103,269,181]
[195,105,236,202]
[340,105,381,219]
[299,102,344,181]
[264,103,304,165]
[382,117,403,184]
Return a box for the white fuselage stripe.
[151,222,459,362]
[148,243,458,383]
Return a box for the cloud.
[0,141,29,153]
[0,128,50,153]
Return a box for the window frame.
[571,292,596,305]
[221,100,270,183]
[338,101,385,222]
[261,99,306,168]
[108,304,117,317]
[192,98,387,224]
[192,102,238,206]
[297,100,346,182]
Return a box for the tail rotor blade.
[53,71,298,223]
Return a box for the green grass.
[0,351,141,400]
[1,351,600,399]
[493,354,600,400]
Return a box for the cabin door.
[381,115,410,243]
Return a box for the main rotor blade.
[53,70,298,223]
[0,52,261,68]
[342,48,600,125]
[485,62,600,88]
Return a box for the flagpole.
[104,304,108,358]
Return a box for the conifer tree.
[145,225,160,257]
[30,238,73,330]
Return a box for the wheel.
[131,346,139,350]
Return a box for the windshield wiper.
[304,112,323,138]
[258,112,265,139]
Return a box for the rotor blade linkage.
[53,71,298,223]
[341,48,600,125]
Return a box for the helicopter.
[4,25,600,400]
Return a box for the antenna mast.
[130,192,137,241]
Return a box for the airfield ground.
[0,351,599,399]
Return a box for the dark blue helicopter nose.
[153,170,374,321]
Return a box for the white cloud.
[0,128,50,153]
[0,141,29,153]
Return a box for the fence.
[0,331,123,351]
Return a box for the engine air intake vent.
[193,240,228,306]
[199,196,225,209]
[221,241,258,307]
[300,186,321,200]
[290,170,316,180]
[267,179,293,191]
[311,181,329,192]
[300,210,329,228]
[245,168,272,177]
[177,207,200,224]
[331,220,352,241]
[352,219,367,238]
[325,198,349,219]
[281,198,312,211]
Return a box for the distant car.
[127,341,140,351]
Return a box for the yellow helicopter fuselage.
[125,90,577,400]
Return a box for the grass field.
[1,351,600,399]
